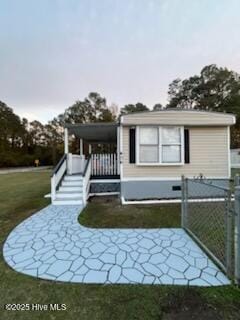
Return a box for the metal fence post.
[226,189,233,277]
[234,186,240,285]
[184,178,188,228]
[181,176,188,229]
[181,175,185,228]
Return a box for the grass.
[0,171,240,319]
[79,196,181,228]
[231,168,240,177]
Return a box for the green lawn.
[0,171,240,320]
[79,196,181,228]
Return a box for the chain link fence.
[181,176,240,283]
[234,186,240,285]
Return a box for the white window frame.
[136,126,184,166]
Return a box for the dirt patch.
[162,289,221,320]
[163,309,220,320]
[88,195,120,204]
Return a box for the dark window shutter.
[184,129,190,163]
[129,128,136,163]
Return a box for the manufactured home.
[51,110,235,205]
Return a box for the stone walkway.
[3,205,230,286]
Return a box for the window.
[139,127,158,163]
[161,127,181,163]
[138,126,183,165]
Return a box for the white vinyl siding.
[122,126,229,178]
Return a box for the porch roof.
[65,122,118,143]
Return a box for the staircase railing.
[51,154,67,201]
[82,156,92,206]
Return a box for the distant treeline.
[0,92,118,167]
[1,64,240,167]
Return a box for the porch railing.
[51,154,67,201]
[91,153,119,176]
[68,153,85,175]
[82,156,92,205]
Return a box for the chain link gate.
[234,186,240,285]
[181,176,240,283]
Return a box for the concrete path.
[3,205,230,286]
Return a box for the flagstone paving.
[3,205,230,286]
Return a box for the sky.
[1,0,240,123]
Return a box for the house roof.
[64,122,118,143]
[64,110,235,142]
[120,109,236,126]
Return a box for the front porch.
[67,153,120,179]
[51,123,120,205]
[64,122,120,179]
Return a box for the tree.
[166,65,240,147]
[44,118,64,165]
[153,103,163,111]
[0,101,25,151]
[58,92,116,125]
[98,108,116,122]
[54,92,116,157]
[0,93,117,167]
[29,120,46,147]
[120,102,149,115]
[167,65,240,112]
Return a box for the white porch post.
[68,153,73,174]
[88,144,92,154]
[80,138,83,155]
[64,128,69,154]
[117,126,120,174]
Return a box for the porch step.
[56,191,82,199]
[59,186,82,192]
[62,180,83,187]
[64,175,83,181]
[52,198,83,205]
[52,173,84,205]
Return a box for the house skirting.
[90,181,120,194]
[121,179,229,201]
